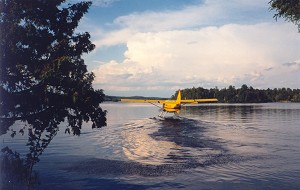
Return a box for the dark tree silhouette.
[269,0,300,31]
[0,0,106,135]
[177,85,300,103]
[0,1,107,188]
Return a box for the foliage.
[0,1,107,187]
[0,0,106,136]
[269,0,300,31]
[174,85,300,103]
[293,93,300,102]
[1,146,38,189]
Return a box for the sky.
[74,0,300,97]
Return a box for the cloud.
[113,0,269,31]
[85,0,299,95]
[113,3,218,31]
[93,28,134,47]
[92,22,300,95]
[283,60,300,68]
[92,0,272,48]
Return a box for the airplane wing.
[120,99,167,104]
[181,98,218,104]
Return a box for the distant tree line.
[173,85,300,103]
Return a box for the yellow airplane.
[121,90,218,117]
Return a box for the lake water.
[1,103,300,189]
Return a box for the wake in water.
[64,117,260,177]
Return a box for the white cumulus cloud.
[92,22,300,95]
[84,0,300,96]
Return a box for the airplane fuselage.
[163,101,181,110]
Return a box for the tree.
[0,0,107,134]
[225,85,237,103]
[269,0,300,32]
[237,84,249,103]
[292,93,300,102]
[0,0,107,187]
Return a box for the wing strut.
[149,102,162,109]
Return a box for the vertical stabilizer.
[176,89,181,103]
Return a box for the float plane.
[121,90,218,117]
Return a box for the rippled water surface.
[1,103,300,189]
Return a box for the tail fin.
[176,89,181,103]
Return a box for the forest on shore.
[173,85,300,103]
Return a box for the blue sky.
[75,0,300,97]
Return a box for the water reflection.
[1,146,38,189]
[121,117,231,167]
[122,119,181,165]
[65,116,256,180]
[1,120,60,189]
[1,110,106,189]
